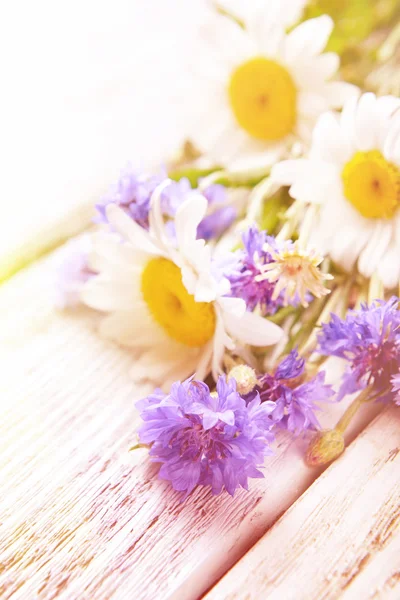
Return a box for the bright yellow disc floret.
[342,150,400,219]
[228,57,297,141]
[141,258,216,347]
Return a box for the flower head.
[96,164,166,229]
[255,241,332,307]
[272,93,400,288]
[83,180,283,388]
[191,3,356,169]
[257,350,334,434]
[228,226,280,315]
[97,167,237,241]
[318,297,400,402]
[136,376,275,497]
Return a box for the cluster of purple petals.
[136,376,275,497]
[228,226,281,315]
[256,350,334,434]
[96,165,235,241]
[197,184,236,240]
[95,165,166,229]
[317,297,400,403]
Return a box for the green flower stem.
[335,386,373,435]
[168,166,223,188]
[268,305,299,325]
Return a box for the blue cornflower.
[197,184,237,240]
[318,297,400,402]
[96,167,236,241]
[136,376,275,497]
[95,164,166,229]
[257,350,334,434]
[228,226,280,315]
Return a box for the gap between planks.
[0,242,382,600]
[205,406,400,600]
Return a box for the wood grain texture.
[0,244,383,600]
[205,407,400,600]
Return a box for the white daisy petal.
[99,307,169,348]
[82,277,142,312]
[310,112,352,165]
[383,110,400,164]
[354,92,378,150]
[218,296,247,318]
[106,204,162,255]
[130,345,200,388]
[376,96,400,147]
[88,233,147,274]
[271,159,312,186]
[175,195,208,250]
[223,310,283,347]
[323,81,359,110]
[377,241,400,290]
[358,221,393,278]
[297,91,330,118]
[199,13,255,69]
[283,15,333,62]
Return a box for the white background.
[0,0,211,258]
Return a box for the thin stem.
[268,305,298,324]
[335,387,372,435]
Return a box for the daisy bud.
[228,365,258,396]
[305,429,345,467]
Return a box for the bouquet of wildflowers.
[56,0,400,498]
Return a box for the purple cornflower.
[318,297,400,402]
[197,184,237,240]
[257,350,334,434]
[97,167,236,241]
[392,373,400,405]
[228,226,281,315]
[95,164,166,228]
[53,235,95,308]
[136,376,275,497]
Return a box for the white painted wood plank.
[0,245,382,600]
[205,407,400,600]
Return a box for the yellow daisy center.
[141,257,216,347]
[342,150,400,219]
[228,57,297,141]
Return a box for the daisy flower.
[272,93,400,288]
[82,180,283,387]
[191,0,356,169]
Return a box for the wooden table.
[1,203,399,600]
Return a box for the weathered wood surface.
[0,246,382,600]
[205,407,400,600]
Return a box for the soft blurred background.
[0,0,210,274]
[1,0,399,280]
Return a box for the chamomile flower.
[272,93,400,288]
[191,1,356,169]
[256,241,333,307]
[82,181,283,387]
